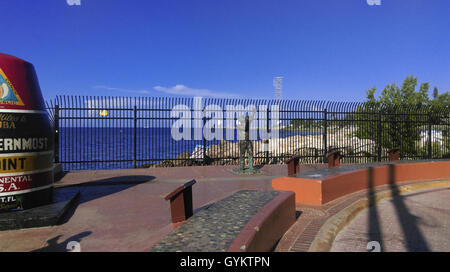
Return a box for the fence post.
[428,112,432,159]
[377,110,382,162]
[266,107,270,164]
[323,108,327,162]
[203,116,206,164]
[54,105,60,164]
[133,105,137,168]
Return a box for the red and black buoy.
[0,53,54,212]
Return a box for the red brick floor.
[54,163,328,186]
[0,164,299,252]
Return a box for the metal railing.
[45,96,450,171]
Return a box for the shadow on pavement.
[57,175,155,224]
[367,167,384,252]
[32,231,92,252]
[388,164,430,252]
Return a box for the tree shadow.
[367,167,384,251]
[32,231,92,252]
[388,164,430,252]
[56,175,155,224]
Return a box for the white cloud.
[153,84,241,98]
[92,85,150,95]
[93,84,241,98]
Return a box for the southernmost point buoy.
[0,53,54,212]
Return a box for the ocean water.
[58,127,321,170]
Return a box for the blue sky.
[0,0,449,102]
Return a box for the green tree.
[353,75,449,159]
[430,87,450,107]
[433,87,439,100]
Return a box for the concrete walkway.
[330,186,450,252]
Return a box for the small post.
[326,150,341,168]
[164,180,197,223]
[388,147,400,161]
[54,105,60,164]
[286,156,300,176]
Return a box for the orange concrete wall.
[271,177,323,205]
[272,161,450,205]
[393,161,450,182]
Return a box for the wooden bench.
[165,180,196,223]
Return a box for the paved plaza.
[0,165,287,252]
[274,179,450,252]
[0,163,448,252]
[331,186,450,252]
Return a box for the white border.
[0,184,53,197]
[0,167,53,177]
[0,109,47,114]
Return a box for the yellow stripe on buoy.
[0,152,53,173]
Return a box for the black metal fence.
[45,96,450,171]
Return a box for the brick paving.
[330,186,450,252]
[275,179,450,252]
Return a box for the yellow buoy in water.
[99,110,108,117]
